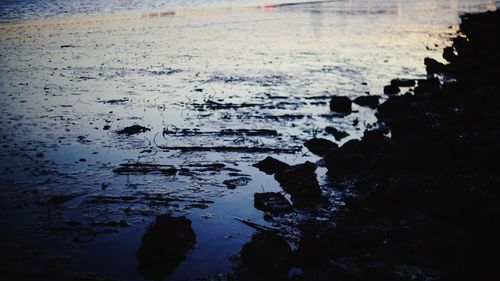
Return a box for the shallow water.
[0,0,498,280]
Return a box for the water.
[0,0,498,280]
[1,0,499,23]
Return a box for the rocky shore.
[233,10,500,281]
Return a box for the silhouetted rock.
[384,84,400,95]
[253,156,290,175]
[325,139,366,172]
[254,192,292,214]
[390,79,416,87]
[414,78,440,94]
[325,126,349,141]
[330,96,352,114]
[424,57,446,74]
[353,95,380,108]
[443,46,457,62]
[274,161,322,205]
[136,215,195,281]
[241,232,292,279]
[117,125,150,135]
[304,138,338,156]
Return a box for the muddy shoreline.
[1,4,499,281]
[230,10,500,281]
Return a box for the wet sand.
[0,1,498,280]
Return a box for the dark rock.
[274,161,322,205]
[136,215,195,281]
[241,232,292,279]
[330,96,352,114]
[384,84,400,95]
[414,78,441,94]
[330,257,364,280]
[254,192,292,214]
[443,46,457,62]
[325,139,365,172]
[117,125,150,136]
[325,126,349,141]
[223,177,251,189]
[353,95,380,108]
[390,79,416,87]
[253,156,290,175]
[304,138,338,156]
[424,57,446,74]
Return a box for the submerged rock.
[253,156,290,175]
[254,192,292,214]
[241,232,292,279]
[325,126,349,141]
[304,138,338,157]
[117,125,150,136]
[136,215,195,281]
[330,96,352,114]
[223,177,252,189]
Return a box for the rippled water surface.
[0,0,498,280]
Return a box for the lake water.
[1,0,499,22]
[0,0,498,280]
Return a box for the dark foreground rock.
[329,96,352,114]
[352,95,380,108]
[390,78,416,87]
[239,10,500,281]
[252,156,290,175]
[383,84,400,95]
[136,215,195,280]
[274,161,322,206]
[304,138,338,157]
[239,232,292,280]
[325,126,349,140]
[319,10,500,281]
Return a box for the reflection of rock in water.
[136,215,196,281]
